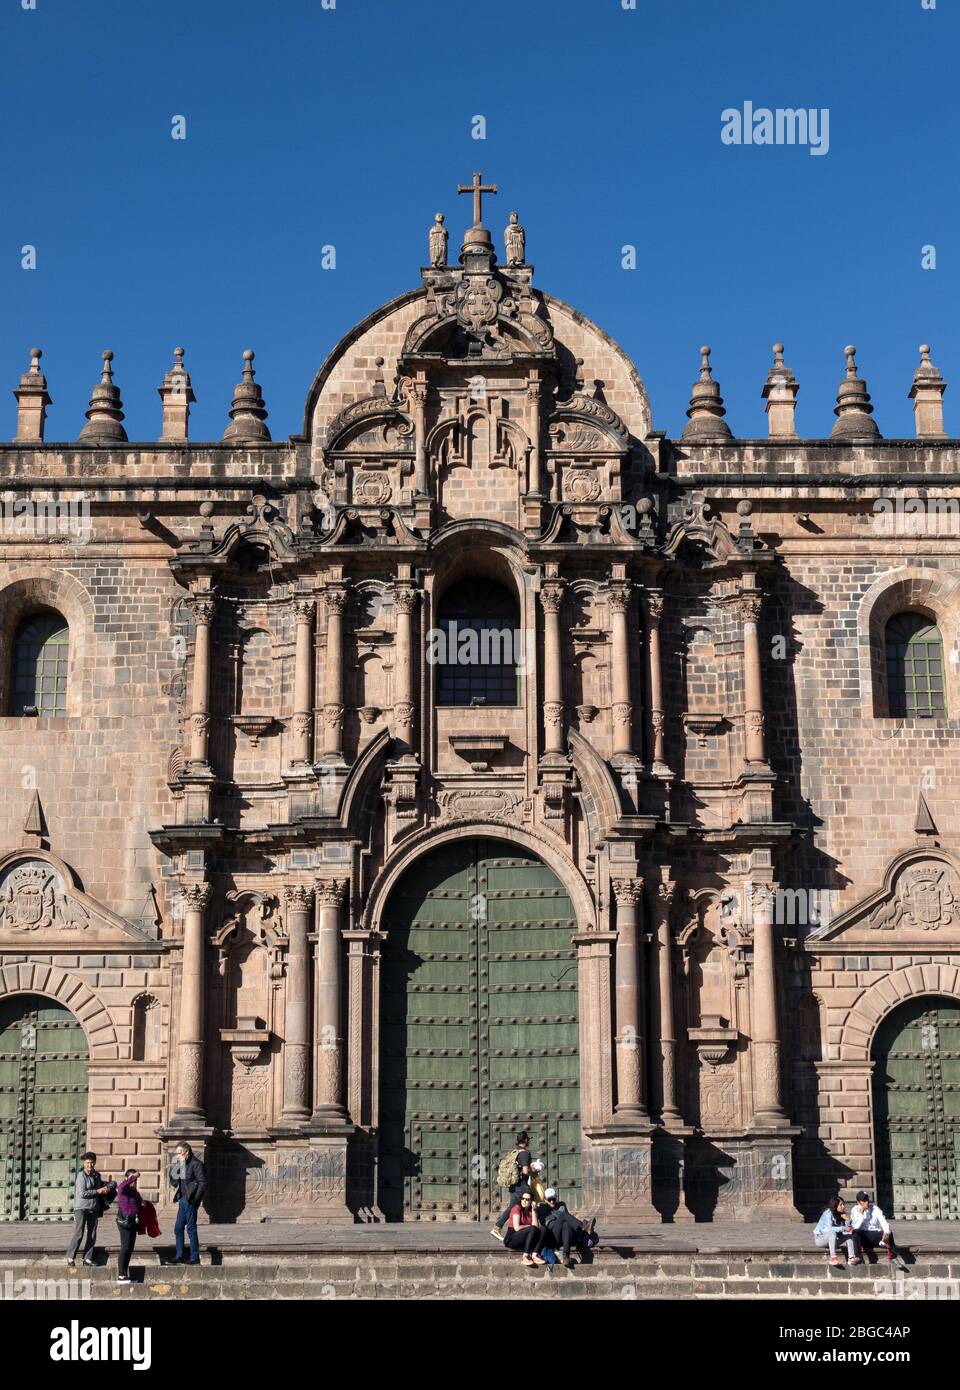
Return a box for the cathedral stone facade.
[1,182,959,1225]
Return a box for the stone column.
[312,877,349,1125]
[174,882,211,1122]
[290,599,316,767]
[526,373,542,496]
[750,884,789,1127]
[187,593,216,771]
[540,578,565,755]
[740,586,767,767]
[645,592,669,775]
[653,882,682,1125]
[611,878,648,1122]
[281,885,313,1122]
[322,586,347,760]
[410,376,428,495]
[609,582,634,759]
[393,584,419,753]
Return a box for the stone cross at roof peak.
[457,171,497,227]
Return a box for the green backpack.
[497,1147,521,1190]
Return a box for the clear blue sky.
[1,0,955,443]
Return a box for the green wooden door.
[0,996,88,1221]
[873,997,960,1220]
[379,839,580,1220]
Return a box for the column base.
[582,1126,661,1223]
[684,1129,802,1222]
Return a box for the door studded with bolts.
[378,839,581,1220]
[872,996,960,1220]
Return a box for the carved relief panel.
[682,895,744,1133]
[211,893,285,1135]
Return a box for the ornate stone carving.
[739,592,763,624]
[291,712,313,740]
[428,212,447,268]
[0,861,90,933]
[292,599,315,625]
[189,711,211,740]
[284,884,314,913]
[324,587,348,617]
[562,468,601,502]
[540,581,564,615]
[315,877,347,909]
[437,789,525,821]
[188,595,216,625]
[612,702,632,729]
[612,877,643,907]
[181,882,212,913]
[455,274,503,334]
[645,592,664,624]
[745,710,766,737]
[323,704,344,732]
[178,1042,202,1105]
[353,472,392,505]
[608,583,631,615]
[870,863,959,931]
[393,587,419,616]
[542,701,564,729]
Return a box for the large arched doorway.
[0,995,89,1221]
[378,838,581,1221]
[872,996,960,1219]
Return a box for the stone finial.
[682,346,733,441]
[915,788,938,837]
[831,344,880,440]
[909,343,947,439]
[222,349,271,443]
[22,790,48,848]
[158,346,196,443]
[13,347,52,443]
[78,350,127,443]
[761,342,799,440]
[428,212,448,268]
[504,210,525,266]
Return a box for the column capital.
[644,590,665,624]
[323,585,349,617]
[292,597,316,625]
[180,881,212,913]
[393,585,420,616]
[315,876,348,909]
[284,883,315,912]
[187,593,217,626]
[739,590,763,625]
[540,579,565,614]
[611,876,644,906]
[608,581,632,615]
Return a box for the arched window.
[10,611,69,715]
[885,612,946,717]
[435,578,520,706]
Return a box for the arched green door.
[872,997,960,1219]
[379,839,581,1220]
[0,995,89,1221]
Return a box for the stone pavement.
[2,1219,959,1255]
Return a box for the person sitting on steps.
[814,1195,860,1268]
[850,1191,907,1270]
[503,1191,547,1266]
[537,1188,599,1268]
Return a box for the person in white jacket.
[850,1191,906,1268]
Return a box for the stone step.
[0,1247,940,1299]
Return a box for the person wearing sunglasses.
[503,1191,547,1266]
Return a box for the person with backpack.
[115,1169,142,1285]
[490,1131,532,1241]
[66,1153,110,1267]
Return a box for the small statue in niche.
[428,212,448,268]
[504,210,525,265]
